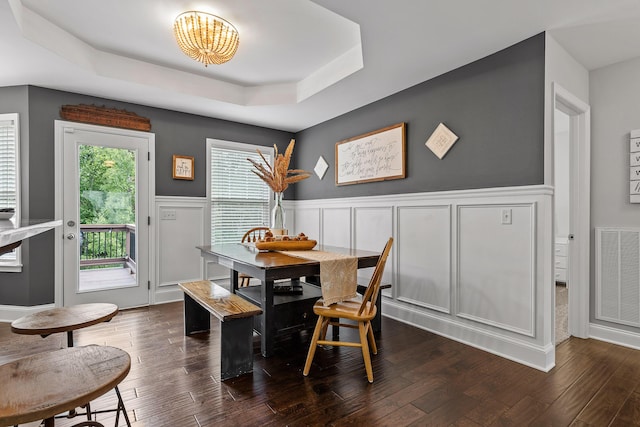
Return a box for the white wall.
[590,56,640,335]
[544,34,589,186]
[291,185,555,371]
[590,57,640,229]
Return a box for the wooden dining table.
[197,244,381,357]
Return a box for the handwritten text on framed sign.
[335,123,406,186]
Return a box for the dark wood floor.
[2,302,640,426]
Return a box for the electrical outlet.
[161,209,177,220]
[501,208,512,225]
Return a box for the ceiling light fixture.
[173,11,239,66]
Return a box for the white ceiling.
[2,0,640,132]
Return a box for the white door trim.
[54,120,156,307]
[553,82,590,339]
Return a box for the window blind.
[0,118,17,210]
[210,144,272,245]
[0,115,18,264]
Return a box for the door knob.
[66,233,76,240]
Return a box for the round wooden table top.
[11,303,119,336]
[0,345,131,426]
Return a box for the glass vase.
[271,192,285,231]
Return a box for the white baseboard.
[589,323,640,350]
[0,303,56,322]
[154,285,184,305]
[383,300,555,372]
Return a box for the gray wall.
[1,85,292,306]
[292,33,545,200]
[0,86,33,305]
[27,86,292,197]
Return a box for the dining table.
[197,243,381,357]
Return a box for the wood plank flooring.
[2,302,640,426]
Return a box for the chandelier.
[173,11,239,66]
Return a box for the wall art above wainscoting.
[335,123,406,186]
[425,122,459,159]
[286,185,555,371]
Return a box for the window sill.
[0,263,23,273]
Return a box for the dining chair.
[239,227,270,287]
[303,237,393,383]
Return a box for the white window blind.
[0,113,20,265]
[209,141,273,245]
[0,118,17,210]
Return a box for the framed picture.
[335,123,406,185]
[425,123,459,159]
[172,155,194,180]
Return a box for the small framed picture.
[425,123,459,159]
[172,155,194,180]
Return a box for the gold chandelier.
[173,11,239,66]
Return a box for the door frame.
[54,120,156,307]
[553,83,591,339]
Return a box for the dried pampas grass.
[248,139,311,193]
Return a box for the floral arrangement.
[248,139,311,192]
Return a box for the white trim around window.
[0,113,21,272]
[206,139,275,246]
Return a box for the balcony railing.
[79,224,136,273]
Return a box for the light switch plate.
[501,208,512,225]
[161,209,176,220]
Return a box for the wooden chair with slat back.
[239,227,271,287]
[303,237,393,383]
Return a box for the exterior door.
[58,122,151,308]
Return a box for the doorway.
[553,83,591,341]
[55,121,154,309]
[554,108,570,344]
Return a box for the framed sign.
[335,123,406,185]
[172,155,194,180]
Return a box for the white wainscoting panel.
[289,186,554,371]
[397,205,451,313]
[322,207,352,248]
[284,206,295,236]
[457,203,535,336]
[154,197,207,304]
[292,207,321,241]
[0,304,55,322]
[354,207,393,291]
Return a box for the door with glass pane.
[61,123,151,308]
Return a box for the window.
[207,139,273,245]
[0,113,21,269]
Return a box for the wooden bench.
[178,280,262,381]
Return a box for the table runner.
[282,250,357,306]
